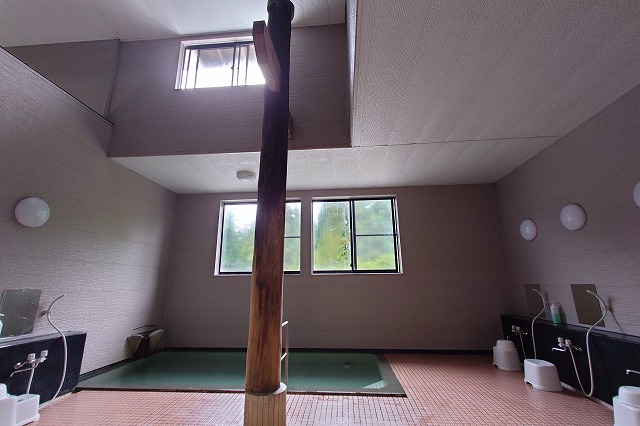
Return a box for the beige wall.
[165,185,510,350]
[497,85,640,336]
[108,24,349,158]
[0,48,176,373]
[7,40,120,116]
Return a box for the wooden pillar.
[244,1,294,425]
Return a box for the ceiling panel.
[397,144,444,186]
[417,2,541,144]
[113,138,556,194]
[384,1,484,148]
[445,1,587,141]
[114,156,210,194]
[3,0,640,194]
[0,0,344,46]
[374,145,416,187]
[516,13,640,138]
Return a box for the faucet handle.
[27,353,36,362]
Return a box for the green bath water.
[78,350,405,396]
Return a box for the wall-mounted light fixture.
[560,203,585,231]
[15,197,50,227]
[519,219,537,241]
[236,170,256,182]
[634,181,640,208]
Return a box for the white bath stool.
[524,359,562,392]
[614,386,640,426]
[493,340,521,371]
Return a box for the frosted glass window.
[180,42,265,89]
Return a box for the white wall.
[0,48,176,373]
[497,84,640,336]
[164,185,510,350]
[108,25,349,158]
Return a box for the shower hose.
[568,292,608,398]
[44,295,68,401]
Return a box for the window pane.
[354,199,394,235]
[236,44,248,86]
[219,204,257,273]
[245,43,265,86]
[285,202,301,237]
[219,201,300,273]
[180,42,264,89]
[182,49,199,89]
[195,46,234,88]
[284,201,301,273]
[283,238,300,272]
[313,201,351,271]
[355,235,396,270]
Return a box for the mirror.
[0,289,42,338]
[571,284,605,326]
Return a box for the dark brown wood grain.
[253,20,294,141]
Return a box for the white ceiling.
[0,0,345,46]
[4,0,640,194]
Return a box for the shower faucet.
[13,353,36,370]
[552,337,581,352]
[509,325,527,336]
[11,351,48,375]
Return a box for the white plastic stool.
[614,386,640,426]
[524,359,562,392]
[493,340,522,371]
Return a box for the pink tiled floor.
[35,354,613,425]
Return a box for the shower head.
[43,294,65,316]
[531,288,548,305]
[586,290,608,312]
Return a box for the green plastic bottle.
[550,302,562,325]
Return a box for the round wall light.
[236,170,256,182]
[15,197,50,227]
[560,203,585,231]
[519,219,537,241]
[634,181,640,207]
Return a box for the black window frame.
[217,200,301,275]
[312,197,401,274]
[180,41,261,89]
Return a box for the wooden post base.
[244,383,287,426]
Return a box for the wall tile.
[0,49,176,373]
[164,185,510,350]
[497,84,640,336]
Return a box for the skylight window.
[178,41,265,89]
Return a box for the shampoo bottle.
[550,302,562,325]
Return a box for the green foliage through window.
[312,198,399,273]
[219,201,300,274]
